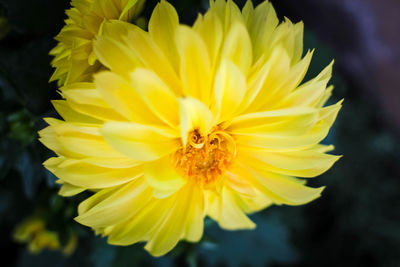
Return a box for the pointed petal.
[176,26,212,104]
[52,100,101,124]
[235,163,324,205]
[193,10,223,68]
[221,22,252,74]
[59,182,85,197]
[149,0,180,71]
[130,69,180,128]
[45,157,143,188]
[75,177,153,228]
[144,183,204,256]
[207,186,256,230]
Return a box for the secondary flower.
[40,0,342,256]
[50,0,145,86]
[13,216,78,255]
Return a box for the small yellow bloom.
[41,0,342,257]
[13,217,77,255]
[50,0,145,86]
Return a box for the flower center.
[172,128,236,189]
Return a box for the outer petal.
[52,100,101,124]
[148,0,180,71]
[227,106,318,130]
[238,146,341,178]
[277,61,334,109]
[62,83,127,121]
[207,186,256,230]
[44,157,143,188]
[94,35,142,77]
[144,183,204,256]
[95,71,170,126]
[59,182,85,197]
[130,69,180,128]
[101,21,182,94]
[240,46,291,113]
[193,10,223,68]
[230,102,342,151]
[75,177,152,228]
[39,119,125,159]
[176,26,212,104]
[107,182,205,257]
[221,22,252,74]
[101,122,180,161]
[235,163,324,206]
[243,0,279,61]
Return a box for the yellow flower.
[50,0,145,86]
[13,217,77,255]
[40,0,342,257]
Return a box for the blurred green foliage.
[0,0,399,266]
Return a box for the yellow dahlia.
[50,0,145,86]
[40,0,342,256]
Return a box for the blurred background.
[0,0,399,266]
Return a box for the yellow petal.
[213,59,247,123]
[229,103,342,151]
[75,177,152,228]
[95,71,167,125]
[221,22,252,74]
[45,157,143,188]
[102,20,182,94]
[39,120,124,159]
[123,22,182,94]
[210,0,243,32]
[207,186,256,230]
[228,111,318,137]
[75,157,139,169]
[238,147,341,178]
[101,122,180,161]
[119,0,141,19]
[242,46,291,112]
[145,156,186,198]
[176,26,212,104]
[148,0,180,71]
[182,184,205,242]
[59,183,85,197]
[107,197,176,246]
[264,50,314,109]
[94,35,142,76]
[243,0,279,61]
[130,69,180,128]
[228,106,318,130]
[236,163,324,205]
[52,100,101,124]
[63,84,127,121]
[144,183,204,256]
[193,10,223,69]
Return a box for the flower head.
[50,0,145,86]
[40,0,342,256]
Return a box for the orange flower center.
[172,128,236,189]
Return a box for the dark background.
[0,0,399,266]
